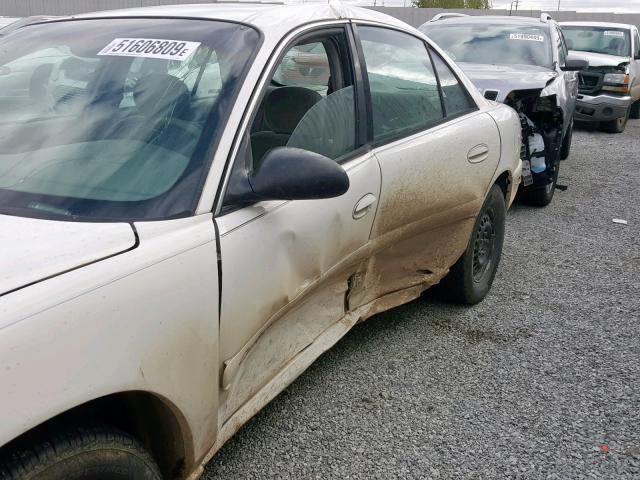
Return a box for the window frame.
[217,22,369,214]
[427,46,478,121]
[352,22,478,150]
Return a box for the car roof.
[560,21,634,30]
[69,2,410,33]
[422,15,553,27]
[422,15,547,25]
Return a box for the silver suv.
[421,14,587,207]
[561,22,640,133]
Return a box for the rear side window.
[429,49,475,117]
[358,26,443,143]
[635,30,640,58]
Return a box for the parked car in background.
[0,4,523,479]
[421,14,587,207]
[560,22,640,133]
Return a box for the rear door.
[348,25,501,308]
[215,25,381,423]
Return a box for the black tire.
[0,425,161,480]
[523,153,560,208]
[600,106,630,133]
[560,121,573,160]
[437,185,506,305]
[630,100,640,120]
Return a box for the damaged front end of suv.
[455,63,578,206]
[504,84,567,204]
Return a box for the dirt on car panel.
[347,200,480,315]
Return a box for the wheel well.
[494,171,511,202]
[0,392,192,480]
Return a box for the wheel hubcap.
[472,210,496,282]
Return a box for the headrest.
[133,73,190,119]
[264,86,322,134]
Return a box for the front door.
[215,25,381,423]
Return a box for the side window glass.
[635,30,640,58]
[429,49,475,118]
[557,28,567,65]
[249,34,356,167]
[272,42,330,96]
[358,26,443,142]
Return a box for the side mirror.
[249,147,349,201]
[561,57,589,72]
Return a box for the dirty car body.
[0,4,521,480]
[421,15,582,206]
[560,22,640,131]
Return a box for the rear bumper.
[574,93,633,122]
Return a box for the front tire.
[600,106,630,133]
[630,100,640,119]
[0,425,161,480]
[437,185,506,305]
[560,121,573,160]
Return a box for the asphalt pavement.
[204,119,640,479]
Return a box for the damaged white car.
[561,22,640,133]
[421,14,587,207]
[0,4,521,479]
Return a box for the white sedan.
[0,4,521,479]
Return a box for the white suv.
[561,22,640,133]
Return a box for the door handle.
[467,144,490,164]
[353,193,377,219]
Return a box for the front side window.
[634,30,640,58]
[358,26,443,143]
[561,26,632,57]
[249,31,357,167]
[422,23,553,68]
[429,49,475,117]
[557,27,568,65]
[0,18,259,221]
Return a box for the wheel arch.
[0,390,194,480]
[493,170,513,203]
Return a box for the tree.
[412,0,491,8]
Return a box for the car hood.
[458,62,557,102]
[0,214,137,297]
[568,50,629,68]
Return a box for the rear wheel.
[630,100,640,119]
[0,425,161,480]
[437,185,505,305]
[600,106,630,133]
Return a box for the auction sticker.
[98,38,201,61]
[604,31,624,37]
[509,33,544,42]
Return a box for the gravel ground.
[204,120,640,479]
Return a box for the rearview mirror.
[561,57,589,72]
[249,147,349,201]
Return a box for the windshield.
[561,26,631,57]
[0,18,259,221]
[422,23,553,67]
